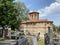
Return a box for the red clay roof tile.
[21,19,53,24]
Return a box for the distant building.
[20,11,53,39]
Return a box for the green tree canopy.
[0,0,29,30]
[53,24,57,32]
[0,0,18,27]
[53,24,60,32]
[57,26,60,32]
[15,2,29,21]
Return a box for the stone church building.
[20,11,53,39]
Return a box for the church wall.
[20,22,53,39]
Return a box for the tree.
[53,24,60,32]
[57,26,60,32]
[0,0,29,30]
[15,2,29,21]
[0,0,19,30]
[53,24,57,32]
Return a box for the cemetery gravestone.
[44,33,50,45]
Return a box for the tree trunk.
[2,26,8,39]
[11,25,15,30]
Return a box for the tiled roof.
[21,19,53,24]
[29,11,39,14]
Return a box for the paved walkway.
[0,39,17,45]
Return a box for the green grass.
[38,40,44,45]
[0,37,4,41]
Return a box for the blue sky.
[15,0,60,26]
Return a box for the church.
[20,11,53,39]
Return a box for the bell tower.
[29,11,39,20]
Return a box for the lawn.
[0,37,4,41]
[38,40,44,45]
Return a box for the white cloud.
[30,0,60,25]
[30,2,60,18]
[56,0,60,2]
[37,2,60,17]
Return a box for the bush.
[10,30,15,32]
[53,33,56,38]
